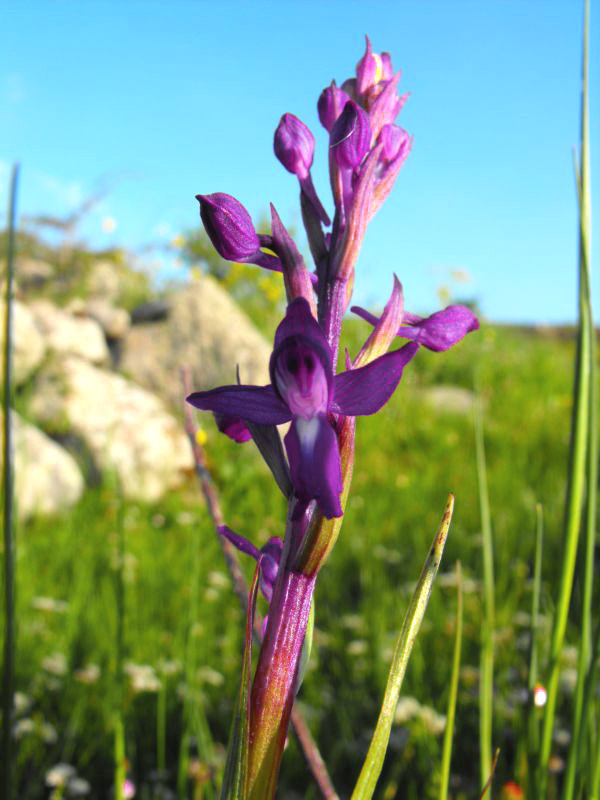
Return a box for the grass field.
[5,318,588,799]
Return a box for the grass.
[1,316,591,798]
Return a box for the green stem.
[1,163,19,800]
[539,1,591,790]
[438,560,463,800]
[525,505,544,796]
[475,390,495,792]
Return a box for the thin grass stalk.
[592,706,600,800]
[563,55,595,799]
[525,504,544,796]
[350,495,454,800]
[1,163,19,800]
[539,2,591,789]
[438,560,463,800]
[474,389,495,791]
[113,483,126,800]
[577,617,600,796]
[157,679,167,774]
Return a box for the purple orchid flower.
[352,302,480,352]
[187,297,418,519]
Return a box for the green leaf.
[351,495,454,800]
[438,560,463,800]
[220,561,261,800]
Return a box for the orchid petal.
[354,274,404,367]
[187,384,292,426]
[284,415,343,519]
[214,412,252,443]
[272,297,332,365]
[397,305,479,351]
[331,342,419,416]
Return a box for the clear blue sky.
[2,0,598,323]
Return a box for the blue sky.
[2,0,598,323]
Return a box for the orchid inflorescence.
[187,37,478,798]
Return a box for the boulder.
[1,410,84,518]
[29,300,110,365]
[78,297,130,340]
[30,357,193,502]
[15,257,55,290]
[0,300,47,386]
[120,275,271,412]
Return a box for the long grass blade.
[474,388,495,792]
[220,562,261,800]
[525,504,544,793]
[1,163,19,800]
[562,28,595,794]
[351,495,454,800]
[539,1,592,791]
[438,560,463,800]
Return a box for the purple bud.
[356,35,382,97]
[317,82,351,133]
[379,124,411,164]
[329,101,372,170]
[196,193,260,262]
[274,113,315,181]
[380,52,394,81]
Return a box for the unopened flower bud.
[274,114,315,180]
[379,124,411,165]
[330,101,372,170]
[356,35,383,97]
[317,82,351,132]
[196,192,260,262]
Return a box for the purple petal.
[354,274,404,366]
[219,525,261,561]
[331,341,419,416]
[273,337,330,417]
[329,101,372,170]
[285,415,343,519]
[187,384,291,425]
[270,299,333,413]
[272,297,331,357]
[398,305,479,351]
[214,412,252,443]
[355,35,379,97]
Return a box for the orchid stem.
[182,369,339,800]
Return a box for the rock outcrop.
[2,410,84,518]
[30,356,193,502]
[120,275,271,412]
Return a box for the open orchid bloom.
[187,297,418,518]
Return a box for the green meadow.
[7,320,587,798]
